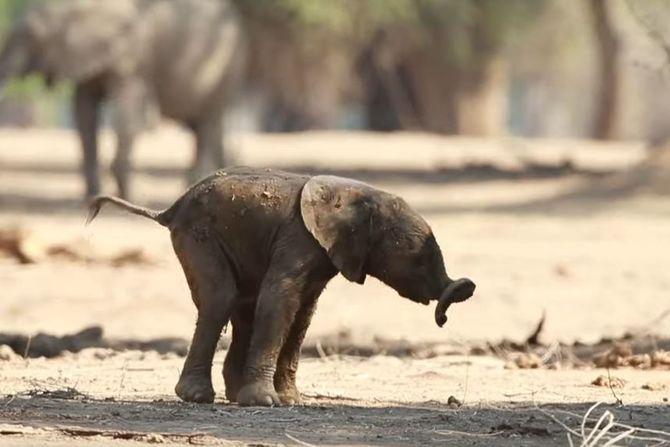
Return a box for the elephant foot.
[85,188,100,203]
[277,387,302,406]
[175,372,215,403]
[115,185,129,201]
[111,166,130,200]
[224,375,242,403]
[237,381,281,407]
[223,359,245,402]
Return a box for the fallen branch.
[525,312,546,346]
[56,426,208,444]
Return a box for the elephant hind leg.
[171,230,237,403]
[223,300,254,402]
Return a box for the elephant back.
[25,0,148,81]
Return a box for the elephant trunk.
[434,277,476,328]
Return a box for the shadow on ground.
[0,158,617,217]
[0,395,667,446]
[0,158,598,183]
[443,164,670,217]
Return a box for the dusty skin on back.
[87,167,475,406]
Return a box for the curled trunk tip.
[435,278,475,327]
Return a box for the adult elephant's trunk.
[434,277,476,327]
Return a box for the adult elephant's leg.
[191,114,224,185]
[273,293,320,405]
[110,78,144,199]
[210,111,227,169]
[74,81,102,199]
[223,300,254,402]
[172,231,236,403]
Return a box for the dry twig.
[285,431,317,447]
[538,401,670,447]
[606,368,623,406]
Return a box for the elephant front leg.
[274,293,321,405]
[236,272,306,407]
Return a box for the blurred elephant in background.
[0,0,245,199]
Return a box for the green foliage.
[3,74,72,99]
[236,0,549,65]
[0,0,67,102]
[0,0,43,34]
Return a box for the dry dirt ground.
[0,127,669,446]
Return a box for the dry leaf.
[641,382,666,391]
[554,264,570,278]
[447,395,462,408]
[513,352,543,369]
[108,249,153,267]
[593,343,632,368]
[651,351,670,367]
[627,354,651,369]
[0,226,47,263]
[592,375,626,388]
[0,344,20,361]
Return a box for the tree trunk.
[455,56,508,136]
[452,7,509,137]
[589,0,619,140]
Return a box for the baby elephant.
[87,167,475,406]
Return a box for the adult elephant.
[0,0,245,199]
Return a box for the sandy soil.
[0,127,669,446]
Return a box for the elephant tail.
[86,195,170,227]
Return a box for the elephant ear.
[301,176,376,284]
[26,0,145,81]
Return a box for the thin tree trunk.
[455,56,508,136]
[452,8,508,137]
[405,48,459,134]
[589,0,619,140]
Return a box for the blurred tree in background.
[234,0,548,134]
[620,0,670,192]
[1,0,669,143]
[589,0,619,140]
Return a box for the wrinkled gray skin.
[87,167,475,406]
[0,0,244,199]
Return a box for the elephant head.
[0,0,145,92]
[301,175,475,327]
